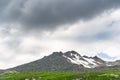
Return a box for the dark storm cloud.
[1,0,120,31]
[0,0,10,11]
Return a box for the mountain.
[8,51,112,72]
[9,51,109,72]
[107,60,120,66]
[63,51,106,68]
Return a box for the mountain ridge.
[6,51,120,72]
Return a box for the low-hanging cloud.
[1,0,120,31]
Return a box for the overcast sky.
[0,0,120,69]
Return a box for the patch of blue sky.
[97,52,116,61]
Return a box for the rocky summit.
[8,51,120,72]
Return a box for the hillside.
[7,51,120,72]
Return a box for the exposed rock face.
[63,51,106,68]
[8,51,120,72]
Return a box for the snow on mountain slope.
[63,51,105,68]
[8,51,120,72]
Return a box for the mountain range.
[5,51,120,72]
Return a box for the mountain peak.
[9,50,118,72]
[66,50,78,54]
[91,56,105,65]
[93,56,99,59]
[51,51,63,56]
[93,56,105,61]
[83,55,89,58]
[64,50,82,59]
[64,50,81,56]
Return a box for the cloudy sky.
[0,0,120,69]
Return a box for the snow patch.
[63,53,98,68]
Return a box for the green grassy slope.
[0,70,120,80]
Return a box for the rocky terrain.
[6,51,120,72]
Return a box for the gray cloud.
[0,0,10,11]
[1,0,120,69]
[1,0,120,31]
[76,31,112,43]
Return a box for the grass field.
[0,70,120,80]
